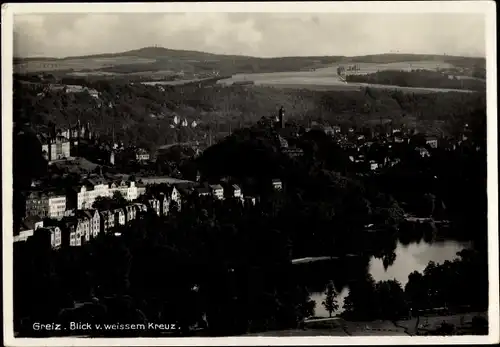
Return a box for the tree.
[322,281,339,318]
[92,191,127,211]
[375,280,408,320]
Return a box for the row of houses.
[18,177,285,248]
[14,202,148,248]
[25,177,146,219]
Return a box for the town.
[9,9,491,340]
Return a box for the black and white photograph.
[2,2,498,345]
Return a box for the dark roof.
[196,187,211,194]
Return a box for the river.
[308,239,471,317]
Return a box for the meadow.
[216,60,475,93]
[14,56,156,73]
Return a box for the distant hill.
[13,47,485,76]
[14,46,254,63]
[14,47,485,64]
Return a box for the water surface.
[310,239,471,317]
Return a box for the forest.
[14,74,486,154]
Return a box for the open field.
[217,66,477,94]
[320,60,456,75]
[142,78,211,86]
[14,56,156,73]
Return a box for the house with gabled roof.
[209,184,224,200]
[225,184,242,200]
[145,196,161,216]
[125,204,137,223]
[83,209,101,238]
[166,185,181,206]
[159,193,170,217]
[114,208,126,226]
[75,210,92,242]
[37,226,62,249]
[59,218,81,247]
[99,210,115,234]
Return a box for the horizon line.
[13,46,487,61]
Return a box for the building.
[83,209,101,238]
[48,194,67,220]
[109,180,138,201]
[114,208,126,226]
[209,184,224,200]
[99,210,115,234]
[25,191,49,218]
[277,135,289,149]
[132,203,148,214]
[86,177,109,200]
[136,148,150,162]
[271,179,283,191]
[75,211,91,243]
[159,193,170,217]
[25,190,66,219]
[323,126,340,136]
[416,147,431,158]
[196,187,211,197]
[426,136,439,148]
[369,160,379,171]
[14,215,43,243]
[68,177,110,210]
[147,197,161,216]
[244,196,258,206]
[85,87,99,99]
[166,186,182,208]
[229,184,242,199]
[13,225,34,243]
[282,147,304,158]
[60,219,81,247]
[125,205,137,223]
[136,182,147,197]
[38,226,62,249]
[109,151,115,166]
[276,106,285,129]
[39,134,71,161]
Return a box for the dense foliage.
[14,75,485,154]
[341,248,487,322]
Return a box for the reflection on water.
[369,240,471,287]
[309,239,471,318]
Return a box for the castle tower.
[278,106,285,129]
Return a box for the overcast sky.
[13,13,486,58]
